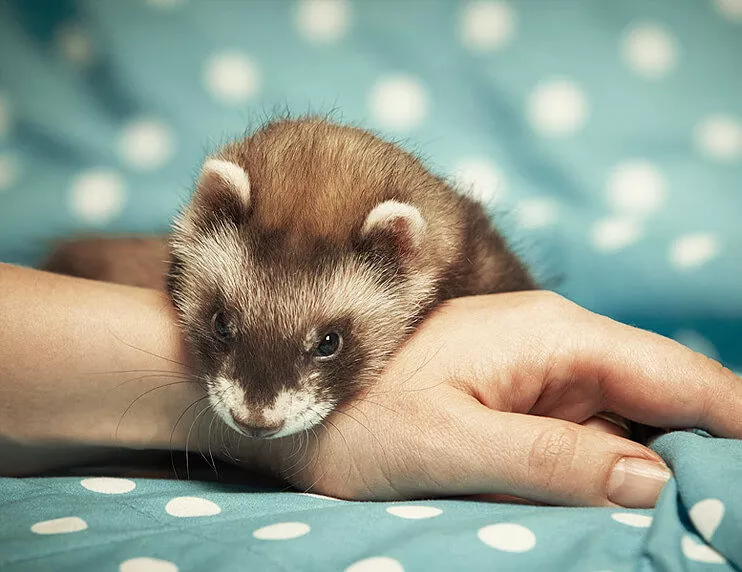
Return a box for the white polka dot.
[345,557,405,572]
[607,160,666,216]
[622,22,678,79]
[56,23,93,64]
[118,119,175,170]
[296,0,350,44]
[611,512,653,528]
[120,557,179,572]
[478,523,536,552]
[31,516,88,535]
[70,169,126,224]
[516,197,559,229]
[0,93,9,138]
[386,505,443,519]
[673,330,720,360]
[204,51,261,105]
[669,233,720,269]
[690,499,725,542]
[527,79,588,137]
[460,1,516,52]
[165,496,221,517]
[713,0,742,20]
[695,115,742,161]
[253,522,310,540]
[0,153,19,191]
[682,535,727,564]
[145,0,185,8]
[297,492,344,501]
[369,74,429,131]
[453,158,505,203]
[591,217,642,252]
[80,477,136,494]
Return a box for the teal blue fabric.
[0,1,741,570]
[1,433,740,571]
[0,0,740,371]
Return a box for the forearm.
[0,264,204,456]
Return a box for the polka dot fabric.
[2,434,742,571]
[0,1,741,570]
[0,0,739,371]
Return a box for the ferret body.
[44,118,534,439]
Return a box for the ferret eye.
[211,311,234,342]
[315,332,342,360]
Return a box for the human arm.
[3,263,741,509]
[0,262,204,472]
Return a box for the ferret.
[43,118,535,439]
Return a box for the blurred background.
[0,0,740,369]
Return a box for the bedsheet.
[0,0,740,371]
[1,432,741,571]
[0,1,741,570]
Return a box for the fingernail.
[607,458,672,508]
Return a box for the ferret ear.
[191,158,251,223]
[360,200,427,265]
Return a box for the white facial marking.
[362,200,427,250]
[202,158,251,204]
[210,379,334,438]
[208,376,248,434]
[262,388,334,438]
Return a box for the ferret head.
[168,124,439,439]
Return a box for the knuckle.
[695,352,732,390]
[528,424,581,489]
[696,353,741,415]
[530,291,582,326]
[537,290,570,311]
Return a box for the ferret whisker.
[287,429,317,481]
[219,418,237,464]
[348,396,400,416]
[331,408,391,479]
[282,432,314,487]
[296,430,315,478]
[185,401,212,480]
[90,368,192,377]
[216,420,237,465]
[106,327,191,369]
[281,433,307,473]
[115,381,205,443]
[292,430,319,492]
[338,400,375,427]
[203,411,219,476]
[367,340,447,398]
[108,373,201,392]
[168,395,210,480]
[311,415,351,494]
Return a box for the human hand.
[234,291,742,508]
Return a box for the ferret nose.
[230,412,283,439]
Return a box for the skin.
[1,263,741,507]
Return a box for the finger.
[584,314,742,438]
[433,404,671,508]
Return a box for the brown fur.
[216,119,533,296]
[42,236,169,290]
[43,118,535,435]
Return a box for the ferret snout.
[209,377,334,439]
[229,410,284,439]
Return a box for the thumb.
[448,404,672,508]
